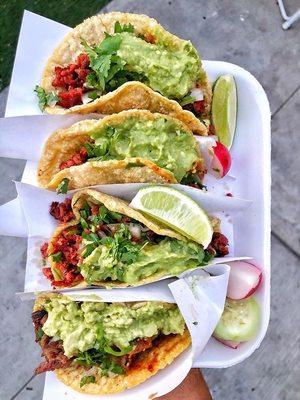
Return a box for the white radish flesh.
[227,261,262,300]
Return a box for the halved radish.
[227,261,262,300]
[210,141,231,178]
[214,337,240,349]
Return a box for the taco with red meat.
[40,188,229,288]
[37,110,206,192]
[35,12,211,134]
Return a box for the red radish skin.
[227,261,262,300]
[210,141,232,178]
[214,337,240,349]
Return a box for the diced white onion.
[190,88,204,101]
[82,93,93,104]
[128,224,141,239]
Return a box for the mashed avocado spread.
[89,116,200,182]
[42,297,185,358]
[80,232,207,284]
[117,32,201,99]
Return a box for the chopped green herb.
[104,344,133,356]
[56,178,69,194]
[88,91,100,100]
[109,211,122,221]
[81,30,145,93]
[82,231,100,244]
[36,328,44,340]
[80,375,95,387]
[51,252,62,262]
[203,250,214,264]
[180,172,205,189]
[76,348,125,377]
[125,162,143,169]
[34,85,58,111]
[80,217,89,230]
[83,243,97,258]
[179,94,196,107]
[107,224,141,264]
[114,21,135,33]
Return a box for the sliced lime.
[130,186,213,248]
[212,74,237,149]
[214,297,260,342]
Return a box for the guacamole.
[80,235,206,284]
[42,297,185,357]
[117,32,201,99]
[89,116,200,182]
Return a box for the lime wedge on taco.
[130,186,213,248]
[212,74,237,149]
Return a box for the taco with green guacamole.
[37,110,206,192]
[40,189,229,288]
[35,12,210,134]
[32,293,191,394]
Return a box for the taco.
[40,189,229,288]
[37,110,206,191]
[35,12,211,128]
[32,293,191,394]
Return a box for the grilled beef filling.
[33,307,168,375]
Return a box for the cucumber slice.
[214,297,260,342]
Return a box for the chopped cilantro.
[108,225,141,264]
[114,21,135,33]
[36,327,44,340]
[81,27,146,93]
[125,162,144,168]
[97,205,122,223]
[82,231,100,244]
[56,178,69,194]
[76,348,125,377]
[82,35,124,92]
[80,217,89,230]
[179,94,196,107]
[80,375,95,387]
[82,243,97,258]
[51,252,62,262]
[104,344,133,356]
[181,172,205,189]
[88,90,100,100]
[34,85,58,111]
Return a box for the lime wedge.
[212,74,237,149]
[130,186,213,248]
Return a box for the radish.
[214,337,240,349]
[227,261,262,300]
[210,141,232,178]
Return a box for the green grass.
[0,0,111,90]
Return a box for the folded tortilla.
[46,188,220,288]
[33,294,191,395]
[37,110,204,190]
[40,12,211,132]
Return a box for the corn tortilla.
[41,12,211,132]
[37,110,202,190]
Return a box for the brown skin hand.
[158,369,212,400]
